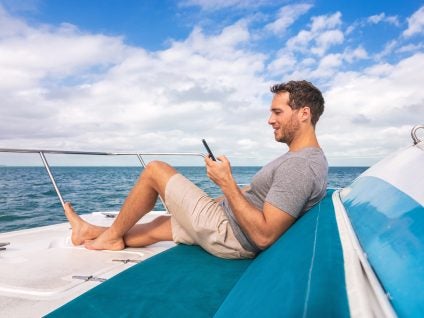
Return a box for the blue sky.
[0,0,423,166]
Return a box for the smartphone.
[202,139,216,161]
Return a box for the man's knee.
[142,161,171,177]
[141,161,177,190]
[145,160,169,172]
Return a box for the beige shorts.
[165,174,255,259]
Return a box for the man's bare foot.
[84,230,125,251]
[64,202,105,246]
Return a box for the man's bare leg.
[124,215,173,247]
[83,161,177,250]
[64,202,107,245]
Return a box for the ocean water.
[0,166,367,233]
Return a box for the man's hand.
[205,155,235,189]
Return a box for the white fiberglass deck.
[0,211,175,317]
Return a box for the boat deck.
[0,211,175,317]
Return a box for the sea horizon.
[0,166,367,233]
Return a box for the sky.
[0,0,423,166]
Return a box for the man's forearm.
[214,185,250,203]
[220,180,269,248]
[205,155,272,248]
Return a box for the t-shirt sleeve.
[265,157,314,218]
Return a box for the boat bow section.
[0,211,175,317]
[339,141,424,317]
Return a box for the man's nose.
[268,114,275,125]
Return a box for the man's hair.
[270,80,324,126]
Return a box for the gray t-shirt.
[221,147,328,253]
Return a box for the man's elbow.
[250,211,296,250]
[253,226,292,250]
[254,234,277,250]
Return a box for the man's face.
[268,92,300,144]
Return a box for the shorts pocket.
[205,218,241,259]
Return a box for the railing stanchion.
[136,153,170,214]
[39,151,66,209]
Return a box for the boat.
[0,125,423,317]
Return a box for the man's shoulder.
[262,148,327,176]
[270,148,322,166]
[270,147,325,161]
[285,148,327,168]
[272,148,327,178]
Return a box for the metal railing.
[0,148,206,213]
[411,125,424,145]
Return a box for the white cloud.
[286,29,313,50]
[310,53,342,77]
[286,12,344,56]
[171,21,251,57]
[237,138,259,150]
[320,53,424,165]
[311,29,344,55]
[270,11,354,78]
[265,3,312,35]
[0,9,127,91]
[346,12,401,35]
[368,13,385,24]
[397,43,424,53]
[267,52,297,75]
[403,6,424,37]
[343,46,368,63]
[311,11,342,32]
[375,40,398,60]
[367,13,400,26]
[300,47,367,80]
[363,63,394,76]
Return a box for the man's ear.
[298,106,311,122]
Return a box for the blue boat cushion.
[47,190,349,317]
[215,189,349,317]
[46,244,252,318]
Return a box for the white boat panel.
[332,191,396,318]
[360,144,424,205]
[0,211,175,317]
[0,247,143,298]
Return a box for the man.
[64,80,328,259]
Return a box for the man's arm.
[205,156,295,250]
[214,185,251,203]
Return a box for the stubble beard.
[276,114,299,145]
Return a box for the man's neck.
[287,128,320,152]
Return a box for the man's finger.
[205,155,215,166]
[217,155,229,164]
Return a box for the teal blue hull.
[342,176,424,317]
